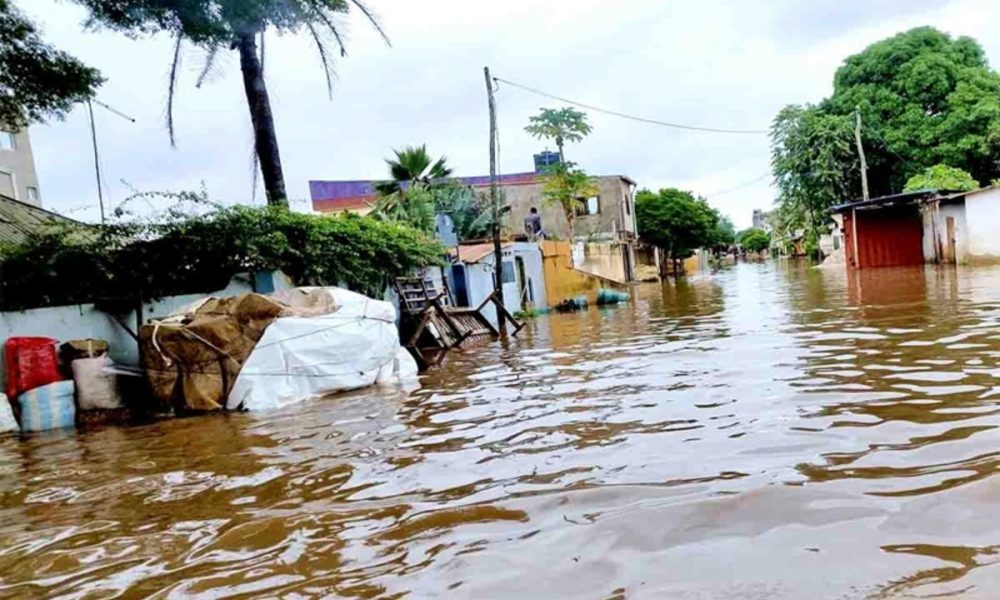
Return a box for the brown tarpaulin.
[139,290,337,411]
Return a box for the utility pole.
[854,106,870,201]
[86,98,136,225]
[87,100,106,225]
[484,66,506,330]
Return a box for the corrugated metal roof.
[448,242,512,264]
[830,190,935,213]
[0,194,79,246]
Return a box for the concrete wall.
[922,200,970,264]
[0,128,40,205]
[0,272,294,387]
[964,188,1000,261]
[461,250,520,327]
[576,241,630,283]
[511,242,547,310]
[540,240,627,307]
[500,175,636,241]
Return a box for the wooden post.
[484,66,506,332]
[854,107,869,202]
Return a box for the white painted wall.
[965,187,1000,259]
[0,272,294,387]
[511,242,547,310]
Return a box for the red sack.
[4,337,61,399]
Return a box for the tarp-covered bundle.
[140,287,417,412]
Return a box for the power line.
[705,173,772,197]
[493,76,768,135]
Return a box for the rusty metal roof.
[0,194,79,246]
[448,242,512,264]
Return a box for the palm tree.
[74,0,390,208]
[525,107,592,163]
[375,145,452,195]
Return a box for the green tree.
[903,164,978,192]
[713,214,736,248]
[827,27,1000,192]
[635,188,717,276]
[0,0,103,129]
[73,0,389,208]
[771,104,856,245]
[374,145,452,196]
[541,161,598,240]
[524,107,592,162]
[738,228,771,253]
[433,184,494,240]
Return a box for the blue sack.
[19,381,76,432]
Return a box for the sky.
[18,0,1000,227]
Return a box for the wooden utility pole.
[854,107,870,201]
[484,66,506,328]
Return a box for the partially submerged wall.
[964,188,1000,263]
[540,240,627,306]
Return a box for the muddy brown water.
[3,262,1000,599]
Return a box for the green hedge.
[0,206,442,310]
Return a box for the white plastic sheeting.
[226,287,418,411]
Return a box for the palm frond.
[305,21,335,99]
[349,0,391,46]
[166,34,182,147]
[195,43,220,88]
[305,0,348,57]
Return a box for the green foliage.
[0,0,103,128]
[713,215,737,247]
[524,107,592,159]
[433,184,494,240]
[635,188,718,260]
[738,228,771,253]
[0,205,441,310]
[903,163,978,192]
[541,161,598,239]
[771,104,855,243]
[374,145,452,196]
[827,27,1000,192]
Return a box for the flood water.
[3,262,1000,599]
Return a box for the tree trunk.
[557,137,565,164]
[236,31,287,208]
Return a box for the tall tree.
[635,188,717,277]
[524,107,592,162]
[73,0,389,208]
[0,0,103,129]
[771,104,856,243]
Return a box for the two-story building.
[309,170,639,283]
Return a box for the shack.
[922,186,1000,265]
[448,241,546,323]
[831,191,934,269]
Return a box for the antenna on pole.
[854,106,869,202]
[86,98,137,224]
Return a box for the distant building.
[0,127,41,206]
[310,170,639,282]
[532,150,561,172]
[752,208,773,232]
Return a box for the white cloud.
[19,0,1000,227]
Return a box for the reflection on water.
[3,263,1000,598]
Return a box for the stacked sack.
[3,337,123,433]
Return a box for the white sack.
[72,356,123,410]
[227,287,418,411]
[0,394,17,433]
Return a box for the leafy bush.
[903,164,979,193]
[0,206,442,310]
[738,228,771,253]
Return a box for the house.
[922,186,1000,264]
[309,169,639,283]
[831,191,932,269]
[752,209,773,233]
[446,241,546,326]
[829,187,1000,269]
[0,127,41,206]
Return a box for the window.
[501,260,516,284]
[574,195,600,217]
[26,186,38,203]
[0,132,14,151]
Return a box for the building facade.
[310,171,639,282]
[0,128,41,206]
